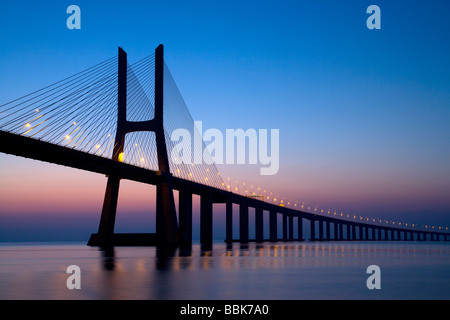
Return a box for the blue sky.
[1,0,449,240]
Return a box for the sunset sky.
[1,0,449,241]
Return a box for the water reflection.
[100,247,115,271]
[97,241,450,273]
[1,242,448,299]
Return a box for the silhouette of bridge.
[1,45,448,246]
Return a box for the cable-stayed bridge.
[1,45,448,246]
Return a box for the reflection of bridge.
[1,45,448,246]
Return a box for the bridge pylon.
[88,45,180,246]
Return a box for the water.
[0,241,449,300]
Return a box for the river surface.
[0,241,449,300]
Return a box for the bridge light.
[141,157,145,163]
[118,152,124,162]
[65,135,70,140]
[35,109,39,112]
[25,123,31,128]
[96,144,100,149]
[73,122,77,125]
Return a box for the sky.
[0,0,449,241]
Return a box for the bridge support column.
[200,191,213,245]
[225,200,233,243]
[326,221,331,241]
[352,224,356,241]
[346,224,351,240]
[269,210,277,242]
[89,175,121,246]
[310,220,316,241]
[240,204,249,243]
[339,223,344,241]
[156,177,179,244]
[178,187,192,244]
[255,208,263,243]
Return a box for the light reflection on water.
[0,242,449,300]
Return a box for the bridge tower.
[88,45,180,246]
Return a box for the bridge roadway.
[1,130,449,245]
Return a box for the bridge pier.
[325,221,331,241]
[239,204,249,243]
[225,200,233,243]
[255,208,264,243]
[179,187,192,244]
[310,220,316,241]
[270,210,277,242]
[289,216,294,241]
[88,175,121,246]
[200,191,213,245]
[298,217,304,241]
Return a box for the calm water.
[0,241,449,300]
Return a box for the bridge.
[1,45,448,246]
